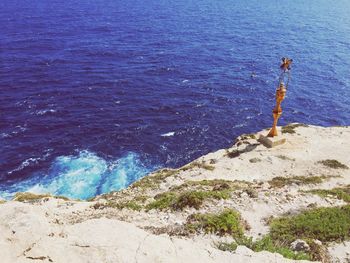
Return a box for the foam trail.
[0,151,153,200]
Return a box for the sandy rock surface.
[0,200,306,263]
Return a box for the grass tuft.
[218,205,350,261]
[268,176,326,188]
[318,159,348,169]
[270,205,350,243]
[175,190,231,210]
[145,192,177,211]
[13,192,69,202]
[219,236,310,260]
[187,179,247,189]
[180,162,215,171]
[131,169,178,190]
[146,189,231,211]
[217,242,238,252]
[276,155,295,161]
[93,200,143,211]
[281,123,309,134]
[145,179,250,211]
[186,209,245,237]
[306,186,350,203]
[115,201,143,211]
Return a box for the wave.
[35,109,57,116]
[0,151,153,200]
[0,125,28,139]
[161,132,175,137]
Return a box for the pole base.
[258,134,286,148]
[267,126,278,137]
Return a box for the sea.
[1,0,350,200]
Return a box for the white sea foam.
[3,151,152,200]
[35,109,57,115]
[8,157,41,175]
[161,132,175,137]
[0,133,11,139]
[1,125,27,139]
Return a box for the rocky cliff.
[1,124,349,263]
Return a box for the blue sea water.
[1,0,350,200]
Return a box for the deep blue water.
[1,0,350,199]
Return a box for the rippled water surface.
[1,0,350,199]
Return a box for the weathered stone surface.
[258,134,286,148]
[290,239,310,252]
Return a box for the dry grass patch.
[318,159,348,169]
[306,186,350,203]
[131,168,178,190]
[180,161,215,171]
[281,123,309,134]
[268,176,327,188]
[276,155,295,161]
[93,200,143,211]
[13,192,69,202]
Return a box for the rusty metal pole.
[267,82,286,137]
[267,58,292,137]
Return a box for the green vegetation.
[12,192,69,202]
[131,168,178,190]
[268,176,327,188]
[95,179,249,212]
[0,200,5,204]
[186,209,244,237]
[217,241,238,252]
[270,205,350,243]
[146,179,252,211]
[236,236,310,260]
[218,235,310,260]
[306,186,350,203]
[318,159,348,169]
[115,201,143,211]
[217,205,350,261]
[175,190,231,210]
[281,123,309,134]
[133,195,148,203]
[93,200,143,211]
[146,189,231,211]
[145,192,177,211]
[183,179,249,190]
